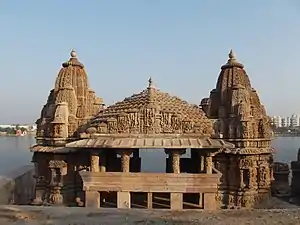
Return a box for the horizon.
[1,1,300,123]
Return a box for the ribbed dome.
[207,50,272,140]
[54,50,89,105]
[216,50,251,92]
[35,50,104,142]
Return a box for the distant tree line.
[0,124,27,134]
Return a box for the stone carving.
[35,50,104,144]
[85,78,214,136]
[239,158,253,168]
[97,122,108,134]
[117,113,130,133]
[90,153,99,172]
[259,166,270,187]
[49,160,67,169]
[171,114,181,133]
[117,150,132,172]
[49,186,63,205]
[204,50,273,208]
[107,118,118,133]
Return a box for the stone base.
[217,189,271,209]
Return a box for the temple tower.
[35,50,104,146]
[202,50,274,208]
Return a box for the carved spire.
[35,50,104,144]
[148,77,154,89]
[221,49,244,69]
[228,49,236,61]
[147,77,155,103]
[62,49,84,68]
[70,49,77,58]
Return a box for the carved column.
[199,155,205,173]
[165,149,186,174]
[115,150,132,209]
[205,153,213,174]
[90,152,99,172]
[32,161,43,205]
[48,160,67,205]
[117,150,132,172]
[240,170,244,188]
[99,151,107,172]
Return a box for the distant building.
[281,117,291,127]
[291,114,300,127]
[272,116,282,127]
[0,124,37,131]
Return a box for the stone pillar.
[165,149,186,174]
[100,151,107,172]
[172,151,181,174]
[240,170,244,188]
[49,168,63,205]
[117,192,131,208]
[90,152,99,172]
[203,193,217,210]
[32,162,43,205]
[118,150,132,172]
[147,193,153,209]
[115,150,132,209]
[205,153,213,174]
[170,193,183,210]
[200,155,205,172]
[85,190,100,208]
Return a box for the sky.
[0,0,300,124]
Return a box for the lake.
[0,136,299,175]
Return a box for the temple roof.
[92,78,208,123]
[65,136,234,150]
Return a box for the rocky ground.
[0,197,300,225]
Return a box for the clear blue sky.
[0,0,299,124]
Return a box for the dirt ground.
[0,202,300,225]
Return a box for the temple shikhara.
[30,49,273,210]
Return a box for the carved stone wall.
[35,50,104,145]
[204,50,273,208]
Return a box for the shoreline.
[0,133,35,137]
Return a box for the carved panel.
[117,113,130,133]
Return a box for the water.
[0,136,298,175]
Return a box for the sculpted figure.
[171,114,181,132]
[237,100,250,121]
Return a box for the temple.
[30,49,273,210]
[200,50,274,208]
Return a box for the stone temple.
[30,49,273,210]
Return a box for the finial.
[148,77,153,88]
[228,49,236,60]
[70,49,77,58]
